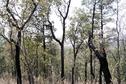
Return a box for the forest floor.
[0,77,125,84]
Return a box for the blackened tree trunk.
[90,0,96,82]
[72,67,75,84]
[72,48,76,84]
[99,1,103,83]
[49,0,71,83]
[99,66,102,84]
[85,61,87,84]
[88,38,112,84]
[5,0,37,83]
[61,44,64,80]
[15,31,22,84]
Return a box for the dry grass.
[0,78,16,84]
[0,77,125,84]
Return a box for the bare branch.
[21,0,38,30]
[6,0,19,28]
[48,21,62,45]
[0,33,11,43]
[58,7,64,18]
[64,0,71,19]
[75,40,83,55]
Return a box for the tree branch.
[21,0,37,30]
[48,21,62,45]
[64,0,71,19]
[58,7,64,18]
[6,0,19,29]
[0,33,11,43]
[75,40,83,55]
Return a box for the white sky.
[50,0,126,39]
[50,0,82,39]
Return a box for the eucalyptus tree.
[67,8,91,84]
[82,0,115,83]
[0,0,37,84]
[115,0,121,83]
[50,0,71,83]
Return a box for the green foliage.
[0,0,126,83]
[0,46,6,76]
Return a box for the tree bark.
[99,1,103,83]
[15,31,22,84]
[85,61,87,84]
[72,48,76,84]
[91,48,112,84]
[72,66,75,84]
[61,44,64,81]
[28,69,34,84]
[43,22,47,79]
[116,0,121,83]
[88,32,112,84]
[90,0,96,82]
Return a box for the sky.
[50,0,126,39]
[1,0,126,39]
[50,0,82,38]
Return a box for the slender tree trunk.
[99,1,103,83]
[116,0,121,83]
[99,65,102,84]
[43,23,47,79]
[94,59,97,84]
[61,44,64,82]
[15,31,22,84]
[72,66,75,84]
[72,50,76,84]
[28,69,34,84]
[10,42,16,77]
[90,0,96,82]
[117,33,121,84]
[90,50,94,83]
[85,61,87,84]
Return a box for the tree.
[5,0,37,84]
[67,8,91,84]
[49,0,71,83]
[88,31,112,84]
[67,21,83,84]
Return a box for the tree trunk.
[72,52,76,84]
[28,70,34,84]
[90,50,94,83]
[88,37,112,84]
[43,23,47,79]
[15,31,22,84]
[61,44,64,83]
[85,61,87,84]
[90,0,96,82]
[99,1,103,84]
[10,42,16,77]
[99,65,102,84]
[116,0,121,83]
[72,66,75,84]
[95,50,112,84]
